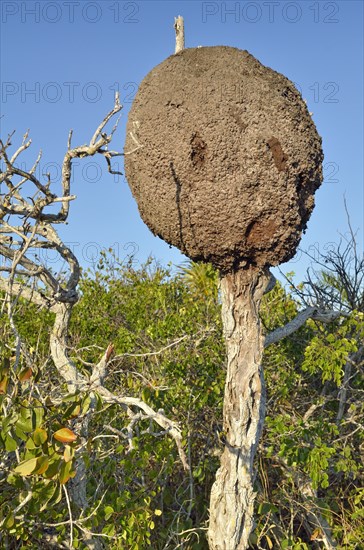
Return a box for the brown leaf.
[0,377,9,394]
[310,528,322,541]
[53,428,77,443]
[18,367,33,382]
[105,343,114,363]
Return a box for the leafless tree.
[0,96,188,548]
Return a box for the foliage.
[0,253,363,548]
[256,283,364,548]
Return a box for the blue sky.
[1,0,363,281]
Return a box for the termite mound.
[124,46,323,272]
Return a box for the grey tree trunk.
[50,304,102,549]
[208,267,269,549]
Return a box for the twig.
[63,484,74,549]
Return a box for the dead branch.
[265,306,345,347]
[281,209,364,313]
[0,96,190,546]
[174,15,185,54]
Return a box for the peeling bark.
[174,15,185,54]
[50,305,100,546]
[208,267,269,549]
[50,304,82,394]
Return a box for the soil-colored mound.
[124,46,323,272]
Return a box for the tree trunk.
[208,266,269,549]
[50,304,102,549]
[50,303,80,394]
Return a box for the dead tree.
[0,95,188,548]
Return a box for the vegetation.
[0,251,363,549]
[1,102,362,549]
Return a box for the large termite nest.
[124,46,323,272]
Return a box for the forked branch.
[0,96,189,477]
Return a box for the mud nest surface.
[124,46,323,272]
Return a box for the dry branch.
[0,97,190,547]
[174,15,185,54]
[265,306,345,347]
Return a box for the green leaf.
[7,472,24,487]
[59,459,75,484]
[81,395,92,415]
[47,483,62,506]
[5,434,18,452]
[63,445,74,463]
[104,505,114,521]
[35,456,49,475]
[33,402,44,428]
[43,457,61,479]
[64,403,81,419]
[258,502,279,515]
[102,523,116,536]
[4,512,15,529]
[25,437,37,450]
[16,417,33,434]
[37,481,59,510]
[62,392,80,403]
[14,457,38,476]
[33,427,48,446]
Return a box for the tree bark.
[50,303,81,394]
[50,305,103,548]
[174,15,185,53]
[208,267,269,549]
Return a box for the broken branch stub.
[124,45,324,549]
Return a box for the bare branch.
[90,92,121,147]
[284,212,364,313]
[89,343,114,387]
[1,99,191,547]
[124,121,144,156]
[112,334,190,360]
[97,385,189,471]
[276,456,338,549]
[0,278,47,307]
[9,130,31,164]
[265,306,345,347]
